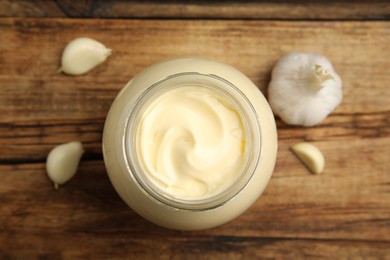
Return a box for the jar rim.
[123,72,262,211]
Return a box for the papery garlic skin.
[60,37,112,75]
[268,52,342,126]
[46,141,84,189]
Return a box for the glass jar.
[103,57,277,230]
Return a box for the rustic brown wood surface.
[1,0,389,20]
[0,6,389,260]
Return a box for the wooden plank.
[1,107,389,162]
[0,0,64,17]
[0,153,389,257]
[1,233,389,259]
[0,0,389,20]
[0,139,389,241]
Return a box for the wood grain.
[0,18,389,258]
[0,0,389,20]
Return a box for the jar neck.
[124,72,262,211]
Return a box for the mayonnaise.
[136,87,246,199]
[103,57,278,230]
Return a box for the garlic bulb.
[268,52,342,126]
[60,37,112,75]
[46,141,84,189]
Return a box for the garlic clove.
[268,52,342,126]
[291,142,325,174]
[60,37,112,75]
[46,141,84,189]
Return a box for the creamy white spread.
[136,87,246,199]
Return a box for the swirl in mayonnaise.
[136,87,246,199]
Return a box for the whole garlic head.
[268,52,342,126]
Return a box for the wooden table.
[1,1,389,258]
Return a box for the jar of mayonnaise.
[103,57,277,230]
